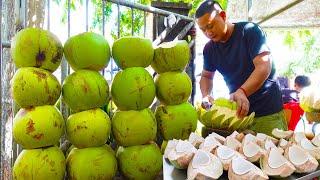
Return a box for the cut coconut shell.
[188,132,204,148]
[299,138,320,160]
[264,139,284,154]
[215,145,243,171]
[260,147,295,178]
[187,150,223,180]
[167,140,197,169]
[199,136,221,153]
[228,156,268,180]
[272,128,294,139]
[284,144,319,173]
[291,132,307,144]
[240,141,265,162]
[224,136,242,151]
[312,134,320,147]
[164,139,179,158]
[207,132,226,144]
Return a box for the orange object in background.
[283,102,305,131]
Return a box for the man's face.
[196,11,227,42]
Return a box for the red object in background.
[283,102,305,131]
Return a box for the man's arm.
[231,51,271,118]
[200,70,215,98]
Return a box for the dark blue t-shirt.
[203,22,283,117]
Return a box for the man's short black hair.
[195,0,223,18]
[295,75,311,88]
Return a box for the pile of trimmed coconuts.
[10,27,199,179]
[165,128,320,179]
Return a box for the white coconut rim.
[256,133,267,141]
[268,148,287,169]
[265,139,277,151]
[203,136,221,148]
[232,157,254,175]
[157,40,185,48]
[189,132,204,143]
[243,134,257,144]
[243,142,260,158]
[229,131,239,138]
[294,132,306,143]
[208,132,226,143]
[288,145,308,166]
[176,140,195,153]
[225,136,241,149]
[279,138,288,147]
[272,128,293,138]
[300,138,317,150]
[216,145,235,160]
[192,150,211,168]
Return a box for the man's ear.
[219,11,226,21]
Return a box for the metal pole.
[86,0,89,31]
[257,0,304,25]
[174,21,194,40]
[47,0,50,30]
[107,0,193,22]
[0,0,3,177]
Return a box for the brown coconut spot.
[36,50,46,67]
[33,133,44,140]
[26,119,35,134]
[33,70,47,81]
[51,47,63,64]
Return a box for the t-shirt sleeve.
[245,23,270,60]
[203,43,216,72]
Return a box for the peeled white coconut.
[224,136,242,151]
[260,147,295,178]
[299,138,320,160]
[164,139,179,158]
[256,133,279,147]
[228,156,268,180]
[240,141,265,162]
[199,136,221,153]
[188,132,204,148]
[242,134,258,145]
[207,132,226,144]
[215,145,243,171]
[167,140,197,169]
[291,132,307,144]
[284,144,319,173]
[187,150,223,180]
[264,139,284,154]
[311,134,320,147]
[272,128,294,139]
[278,138,291,150]
[229,131,245,142]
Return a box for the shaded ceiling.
[226,0,320,28]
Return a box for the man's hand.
[201,95,214,110]
[230,88,250,118]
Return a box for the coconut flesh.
[187,149,223,180]
[224,136,242,151]
[260,147,295,177]
[284,144,319,173]
[188,132,205,148]
[272,128,294,140]
[291,132,307,144]
[167,140,197,169]
[228,156,268,180]
[240,141,265,162]
[207,132,226,144]
[298,138,320,160]
[199,136,221,153]
[264,139,284,154]
[312,134,320,147]
[215,145,243,171]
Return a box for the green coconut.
[11,28,63,72]
[13,105,65,149]
[64,32,110,71]
[112,36,154,69]
[13,146,65,180]
[155,71,192,105]
[62,70,109,112]
[117,143,163,180]
[151,40,190,74]
[155,102,197,140]
[12,67,61,108]
[111,67,155,110]
[67,145,117,180]
[112,108,157,146]
[66,108,111,148]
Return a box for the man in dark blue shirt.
[196,0,287,135]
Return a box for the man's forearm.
[200,76,213,98]
[241,66,270,96]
